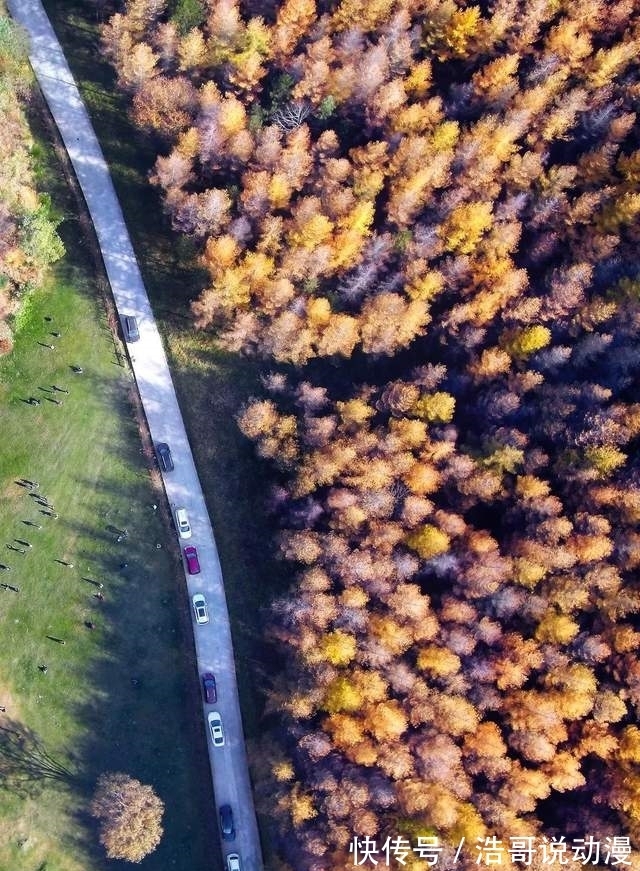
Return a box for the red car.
[184,545,201,574]
[202,673,217,704]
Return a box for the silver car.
[122,314,139,342]
[192,593,209,625]
[227,854,241,871]
[174,507,192,539]
[208,711,225,747]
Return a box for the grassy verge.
[0,86,214,871]
[39,0,288,746]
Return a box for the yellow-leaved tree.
[405,524,451,560]
[90,772,164,863]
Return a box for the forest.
[0,6,64,354]
[101,0,640,869]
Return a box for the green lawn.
[0,112,215,870]
[24,3,295,866]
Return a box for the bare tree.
[272,100,311,131]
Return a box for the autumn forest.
[101,0,640,868]
[0,9,64,354]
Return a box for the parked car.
[184,545,201,575]
[202,672,217,704]
[219,804,235,841]
[192,593,209,624]
[122,315,139,342]
[227,855,241,871]
[174,507,191,539]
[208,711,225,747]
[155,442,174,472]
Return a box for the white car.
[175,507,192,539]
[192,593,209,625]
[227,854,241,871]
[208,711,225,747]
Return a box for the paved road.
[7,3,264,870]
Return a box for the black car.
[202,672,217,704]
[155,442,174,472]
[219,804,235,841]
[122,315,139,342]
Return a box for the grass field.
[0,102,215,869]
[13,0,292,865]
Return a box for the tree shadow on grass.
[0,723,105,866]
[0,721,76,798]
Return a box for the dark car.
[219,804,235,841]
[155,442,174,472]
[184,545,201,575]
[202,672,217,704]
[122,315,139,342]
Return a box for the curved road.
[7,3,264,870]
